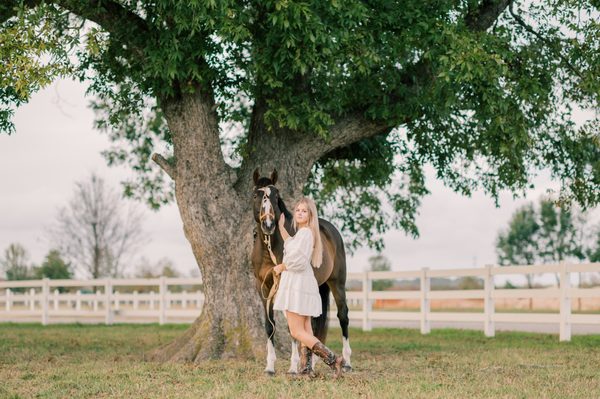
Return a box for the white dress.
[273,227,322,317]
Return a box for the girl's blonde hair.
[292,197,323,268]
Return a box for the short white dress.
[273,227,322,317]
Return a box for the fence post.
[30,288,36,310]
[484,265,495,337]
[133,291,139,310]
[420,268,430,334]
[6,289,11,311]
[149,291,155,310]
[53,289,59,311]
[114,291,120,311]
[159,277,167,325]
[42,278,50,325]
[105,279,113,325]
[362,271,372,331]
[76,290,82,311]
[559,262,571,342]
[182,290,187,309]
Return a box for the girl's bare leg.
[286,311,318,348]
[287,311,343,378]
[304,316,313,336]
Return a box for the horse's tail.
[313,283,330,343]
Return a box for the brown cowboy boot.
[299,345,316,377]
[311,341,344,378]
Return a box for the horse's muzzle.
[260,223,276,236]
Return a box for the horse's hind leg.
[329,281,353,371]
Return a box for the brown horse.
[251,169,352,375]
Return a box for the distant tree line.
[496,197,600,287]
[0,173,187,282]
[0,244,73,281]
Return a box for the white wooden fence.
[1,263,599,341]
[348,262,600,342]
[0,277,203,325]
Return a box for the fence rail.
[345,262,600,341]
[1,263,599,341]
[0,277,204,325]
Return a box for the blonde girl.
[272,197,344,378]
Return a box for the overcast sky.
[0,78,597,280]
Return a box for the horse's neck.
[255,224,284,262]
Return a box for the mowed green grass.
[1,324,599,399]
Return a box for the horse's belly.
[313,255,334,285]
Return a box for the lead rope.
[260,234,281,340]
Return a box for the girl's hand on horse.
[278,213,291,241]
[274,263,286,275]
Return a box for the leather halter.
[257,186,276,224]
[257,185,282,339]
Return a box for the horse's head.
[252,168,282,236]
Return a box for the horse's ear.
[253,168,260,185]
[270,169,278,185]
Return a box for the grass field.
[1,324,599,398]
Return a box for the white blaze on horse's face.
[257,186,277,235]
[262,187,273,227]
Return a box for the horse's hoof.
[286,370,298,375]
[342,364,353,373]
[265,370,275,377]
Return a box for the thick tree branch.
[152,153,176,180]
[162,89,233,186]
[305,114,391,160]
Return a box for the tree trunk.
[148,85,378,362]
[149,90,311,362]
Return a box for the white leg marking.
[265,339,276,374]
[343,337,352,367]
[288,339,300,374]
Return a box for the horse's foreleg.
[265,338,276,375]
[287,339,300,374]
[264,303,277,375]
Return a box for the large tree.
[496,198,586,307]
[2,1,599,362]
[537,198,586,284]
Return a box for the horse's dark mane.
[278,197,293,220]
